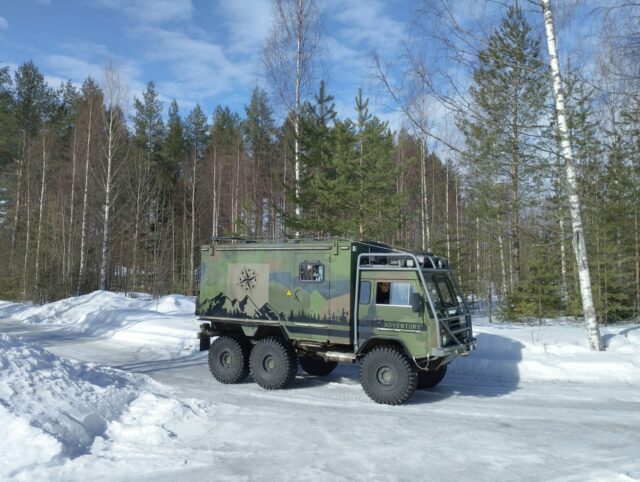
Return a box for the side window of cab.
[375,282,414,306]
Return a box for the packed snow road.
[1,292,639,481]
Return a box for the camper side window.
[299,263,324,282]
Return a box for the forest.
[0,1,638,327]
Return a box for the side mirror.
[411,292,423,313]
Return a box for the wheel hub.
[263,355,277,372]
[220,350,233,368]
[376,366,394,386]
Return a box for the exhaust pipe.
[320,351,356,363]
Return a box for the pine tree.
[290,89,403,240]
[289,81,337,236]
[458,5,547,304]
[210,105,242,236]
[244,88,276,236]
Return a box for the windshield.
[424,273,462,311]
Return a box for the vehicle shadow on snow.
[294,332,524,401]
[408,332,524,403]
[115,352,206,373]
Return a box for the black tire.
[299,355,337,376]
[417,365,447,389]
[249,337,298,390]
[208,336,250,384]
[360,346,417,405]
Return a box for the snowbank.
[0,333,216,480]
[0,291,198,356]
[0,291,195,324]
[451,319,640,385]
[0,335,154,448]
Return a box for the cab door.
[357,272,426,354]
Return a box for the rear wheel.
[360,346,417,405]
[299,355,337,376]
[208,336,250,384]
[417,365,447,389]
[250,337,298,390]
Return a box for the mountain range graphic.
[199,292,286,321]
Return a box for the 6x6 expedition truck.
[197,238,475,405]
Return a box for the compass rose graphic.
[238,266,258,293]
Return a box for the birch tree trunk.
[445,160,451,260]
[455,177,460,270]
[559,211,568,304]
[78,96,93,294]
[189,146,197,294]
[67,128,78,285]
[497,225,508,297]
[99,108,115,290]
[34,134,47,294]
[475,216,481,297]
[420,140,431,251]
[542,0,603,351]
[11,133,27,273]
[22,156,31,300]
[211,145,218,240]
[634,207,639,315]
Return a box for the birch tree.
[185,105,208,294]
[77,79,101,294]
[263,0,321,225]
[98,64,126,290]
[541,0,604,351]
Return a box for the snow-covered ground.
[1,292,639,481]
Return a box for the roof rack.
[358,252,449,270]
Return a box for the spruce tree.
[459,5,547,307]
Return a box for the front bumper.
[430,339,476,357]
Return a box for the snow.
[1,291,639,480]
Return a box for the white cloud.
[218,0,273,54]
[92,0,192,24]
[0,17,8,31]
[42,51,148,115]
[141,27,251,103]
[328,0,407,55]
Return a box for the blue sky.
[0,0,413,123]
[0,0,604,136]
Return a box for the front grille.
[440,316,471,346]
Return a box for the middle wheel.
[249,337,298,390]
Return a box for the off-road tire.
[299,355,337,376]
[417,365,447,389]
[208,336,250,384]
[249,337,298,390]
[360,346,417,405]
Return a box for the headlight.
[441,334,448,346]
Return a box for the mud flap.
[199,333,211,351]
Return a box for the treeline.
[455,7,639,323]
[0,62,458,302]
[1,2,638,324]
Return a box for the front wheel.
[208,336,250,384]
[360,346,417,405]
[249,337,298,390]
[417,365,447,389]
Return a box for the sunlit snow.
[1,292,639,480]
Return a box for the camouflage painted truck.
[196,238,476,405]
